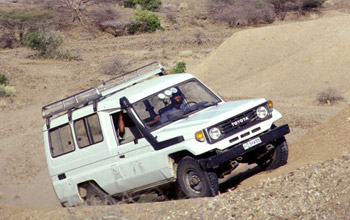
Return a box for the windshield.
[133,79,221,130]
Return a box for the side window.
[111,112,143,145]
[49,124,75,157]
[74,114,103,148]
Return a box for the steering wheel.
[186,101,197,106]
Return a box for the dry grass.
[101,56,131,75]
[317,88,344,105]
[0,99,7,110]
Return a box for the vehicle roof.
[98,73,195,111]
[45,73,197,128]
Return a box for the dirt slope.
[0,2,350,219]
[191,14,350,104]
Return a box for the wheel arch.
[168,150,195,164]
[77,180,108,200]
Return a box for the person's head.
[173,93,182,102]
[171,92,182,107]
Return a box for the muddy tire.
[86,184,116,206]
[257,137,289,170]
[177,156,219,198]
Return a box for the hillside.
[0,0,349,219]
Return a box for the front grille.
[219,108,258,134]
[206,103,271,143]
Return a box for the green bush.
[0,85,15,97]
[22,29,79,60]
[302,0,326,8]
[124,0,161,11]
[170,61,186,74]
[22,29,62,56]
[0,74,7,86]
[138,0,162,11]
[128,10,161,34]
[124,0,138,8]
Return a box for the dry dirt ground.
[0,0,350,219]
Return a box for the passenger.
[118,113,136,144]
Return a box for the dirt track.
[0,1,349,219]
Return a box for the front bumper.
[199,124,290,170]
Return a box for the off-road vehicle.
[42,62,289,206]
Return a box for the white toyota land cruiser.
[42,62,290,206]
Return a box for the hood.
[153,98,267,140]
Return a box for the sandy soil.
[0,0,349,219]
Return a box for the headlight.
[256,106,269,119]
[256,106,268,119]
[209,127,221,140]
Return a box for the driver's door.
[111,111,170,191]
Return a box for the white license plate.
[243,137,262,150]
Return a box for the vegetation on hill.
[0,0,327,47]
[170,61,186,74]
[0,73,15,97]
[0,8,56,48]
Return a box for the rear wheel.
[177,156,219,198]
[257,137,288,170]
[86,184,117,206]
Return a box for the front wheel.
[257,137,289,170]
[177,156,219,198]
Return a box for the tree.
[60,0,94,25]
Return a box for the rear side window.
[74,114,103,148]
[49,124,75,158]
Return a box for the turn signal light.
[267,100,273,109]
[195,131,205,142]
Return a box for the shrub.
[0,85,15,97]
[138,0,162,11]
[170,61,186,74]
[124,0,138,8]
[0,74,7,86]
[22,29,79,60]
[207,0,275,27]
[124,0,161,11]
[22,29,62,56]
[128,10,161,34]
[52,49,80,61]
[302,0,326,8]
[207,0,326,26]
[317,88,344,105]
[269,0,301,20]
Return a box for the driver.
[158,91,186,123]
